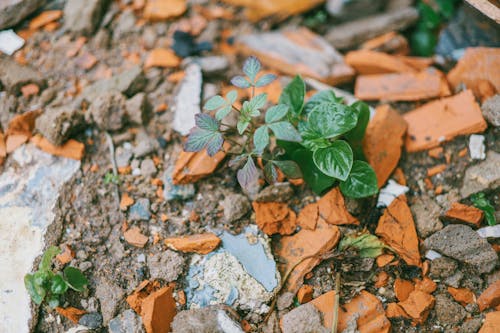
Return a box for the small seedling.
[471,192,497,226]
[24,246,88,308]
[184,56,378,198]
[104,171,120,185]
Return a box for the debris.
[172,63,202,135]
[447,287,476,306]
[447,48,500,100]
[87,91,127,131]
[414,277,437,294]
[346,49,417,75]
[0,29,24,55]
[143,0,187,21]
[317,188,359,225]
[172,146,228,184]
[221,0,324,22]
[237,28,355,85]
[297,203,319,231]
[425,250,442,261]
[75,52,98,70]
[221,194,251,223]
[29,10,62,30]
[411,195,443,238]
[375,271,390,288]
[376,196,421,267]
[394,279,415,302]
[355,68,450,101]
[124,227,148,248]
[128,198,151,221]
[297,285,314,304]
[404,90,487,152]
[477,280,500,311]
[31,135,85,160]
[195,56,229,75]
[434,294,467,327]
[164,233,221,254]
[363,105,407,187]
[481,94,500,127]
[275,218,340,293]
[171,30,212,58]
[444,202,484,228]
[144,48,181,69]
[140,286,177,333]
[35,106,84,146]
[133,130,157,158]
[398,290,435,324]
[469,134,486,160]
[82,65,145,99]
[460,152,500,197]
[479,311,500,333]
[424,224,497,274]
[147,250,185,282]
[376,180,409,208]
[281,303,328,333]
[326,7,419,50]
[0,0,45,30]
[376,253,395,267]
[56,307,86,324]
[477,225,500,239]
[360,31,409,55]
[140,158,156,178]
[0,56,45,95]
[171,306,244,333]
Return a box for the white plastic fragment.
[477,225,500,239]
[0,29,25,55]
[425,250,442,260]
[469,134,486,160]
[377,179,409,207]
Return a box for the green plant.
[184,56,378,198]
[104,171,120,185]
[339,233,390,258]
[471,192,496,226]
[24,246,88,308]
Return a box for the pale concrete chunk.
[172,63,202,136]
[461,152,500,198]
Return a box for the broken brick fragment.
[386,303,410,319]
[144,48,181,69]
[403,90,487,152]
[29,10,63,30]
[21,84,40,98]
[56,244,75,265]
[477,280,500,312]
[221,0,324,22]
[297,203,318,231]
[140,286,177,333]
[297,285,314,304]
[317,188,359,225]
[360,31,409,55]
[55,307,86,324]
[414,277,437,294]
[376,196,421,267]
[447,287,476,306]
[143,0,187,21]
[252,202,297,235]
[124,227,148,248]
[120,193,135,211]
[428,147,443,159]
[345,50,416,75]
[164,233,221,254]
[398,290,435,324]
[127,280,158,314]
[363,105,407,188]
[375,271,390,288]
[376,254,395,267]
[479,311,500,333]
[355,68,450,101]
[427,164,446,177]
[31,135,85,160]
[394,279,415,302]
[444,202,484,228]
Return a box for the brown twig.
[332,272,341,333]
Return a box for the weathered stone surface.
[82,65,145,99]
[429,257,458,279]
[95,277,125,325]
[482,94,500,127]
[255,183,294,203]
[0,0,45,30]
[171,306,244,333]
[147,250,185,282]
[109,310,144,333]
[35,105,84,146]
[63,0,110,36]
[87,91,127,131]
[461,152,500,198]
[172,63,202,136]
[326,0,384,20]
[411,196,443,238]
[0,144,80,333]
[434,294,467,327]
[0,56,45,95]
[125,93,151,126]
[221,193,251,222]
[424,224,498,273]
[281,303,328,333]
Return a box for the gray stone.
[281,303,329,333]
[435,294,467,327]
[140,158,156,178]
[424,224,498,273]
[326,0,384,20]
[113,9,136,40]
[87,91,127,131]
[326,7,418,49]
[444,271,463,288]
[411,196,443,238]
[63,0,110,36]
[95,277,125,325]
[133,130,157,158]
[128,198,151,221]
[163,166,195,201]
[147,250,185,282]
[171,306,244,333]
[78,312,103,329]
[196,56,229,74]
[482,94,500,127]
[0,56,45,95]
[82,65,145,99]
[221,194,251,222]
[0,144,80,333]
[429,256,457,281]
[460,274,483,294]
[172,63,202,135]
[255,183,294,202]
[109,310,144,333]
[0,0,45,30]
[115,147,133,168]
[35,105,84,145]
[461,152,500,198]
[125,93,151,126]
[277,292,294,311]
[458,317,482,333]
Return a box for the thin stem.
[232,105,241,113]
[224,137,243,147]
[332,272,341,333]
[252,85,255,98]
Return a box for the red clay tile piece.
[363,105,407,187]
[375,271,390,288]
[479,311,500,333]
[345,50,416,75]
[414,277,437,294]
[403,90,487,152]
[317,188,359,225]
[398,290,435,324]
[124,227,148,248]
[394,279,415,302]
[477,280,500,312]
[297,285,314,304]
[297,203,318,231]
[252,202,297,235]
[140,286,177,333]
[143,0,187,21]
[386,302,410,319]
[55,307,86,324]
[31,135,85,160]
[447,287,476,306]
[120,193,135,211]
[376,254,395,267]
[445,202,484,228]
[0,130,6,165]
[164,233,221,254]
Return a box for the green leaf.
[253,126,269,153]
[231,75,251,88]
[63,267,88,292]
[339,160,378,198]
[269,122,301,142]
[411,28,437,57]
[184,127,223,156]
[195,114,219,131]
[471,193,497,226]
[215,105,232,121]
[344,101,370,142]
[237,157,259,190]
[237,119,250,135]
[313,141,353,181]
[298,121,330,150]
[263,162,278,183]
[39,246,60,272]
[50,274,69,295]
[33,270,52,287]
[303,90,342,114]
[47,295,60,308]
[249,93,268,110]
[339,233,387,258]
[226,90,238,104]
[308,103,358,139]
[255,73,277,87]
[291,149,336,194]
[243,56,261,82]
[265,104,289,123]
[279,75,305,117]
[24,274,45,305]
[418,2,442,29]
[204,95,225,111]
[273,160,302,179]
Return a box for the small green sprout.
[471,192,497,226]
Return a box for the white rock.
[216,310,244,333]
[0,29,24,55]
[0,145,80,333]
[469,134,486,160]
[377,179,409,207]
[172,63,202,135]
[477,225,500,239]
[425,250,443,260]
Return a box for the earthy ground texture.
[0,0,499,332]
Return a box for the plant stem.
[331,272,341,333]
[224,137,243,148]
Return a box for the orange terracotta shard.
[317,188,359,225]
[56,244,75,265]
[143,0,187,21]
[297,284,314,304]
[21,84,40,98]
[29,10,62,30]
[386,303,410,319]
[448,287,476,306]
[164,233,220,254]
[127,280,159,314]
[172,143,228,184]
[404,90,487,152]
[297,203,319,230]
[55,307,86,324]
[275,219,340,293]
[427,164,446,177]
[445,202,484,228]
[398,290,435,324]
[120,193,135,211]
[376,254,395,267]
[222,0,324,22]
[477,280,500,312]
[447,48,500,100]
[376,196,421,267]
[252,202,297,235]
[144,48,181,69]
[140,286,177,333]
[363,105,407,188]
[31,135,84,160]
[124,227,148,248]
[479,311,500,333]
[345,50,416,75]
[414,277,437,294]
[394,279,415,302]
[355,68,451,101]
[375,271,390,288]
